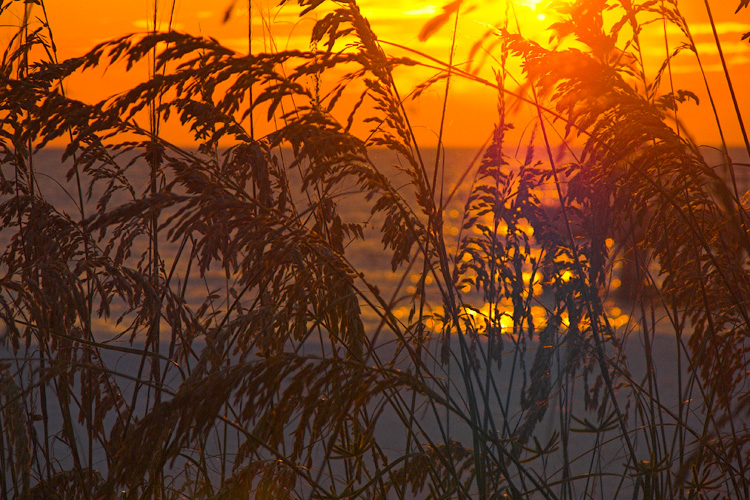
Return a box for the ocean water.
[4,145,747,333]
[1,145,748,497]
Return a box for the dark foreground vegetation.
[1,0,750,498]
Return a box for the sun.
[521,0,547,21]
[519,0,543,9]
[516,0,550,23]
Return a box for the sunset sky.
[7,0,750,147]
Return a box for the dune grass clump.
[1,0,750,498]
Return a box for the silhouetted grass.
[1,0,749,498]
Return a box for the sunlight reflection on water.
[3,146,748,342]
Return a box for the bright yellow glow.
[522,271,540,285]
[556,253,574,264]
[520,0,542,10]
[500,315,513,332]
[537,13,546,21]
[403,6,438,16]
[561,312,570,327]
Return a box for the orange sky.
[5,0,750,147]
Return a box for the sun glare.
[403,5,439,16]
[510,0,551,33]
[519,0,543,10]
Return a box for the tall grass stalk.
[1,0,750,498]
